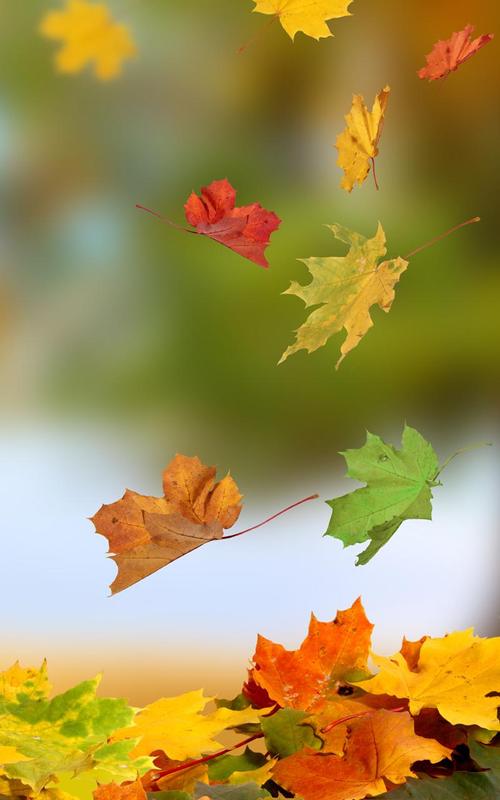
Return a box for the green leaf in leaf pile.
[208,748,267,782]
[0,662,152,795]
[193,782,270,799]
[260,709,322,758]
[325,424,441,564]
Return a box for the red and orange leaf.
[249,598,373,710]
[91,454,243,594]
[272,709,451,800]
[418,25,493,81]
[184,179,281,268]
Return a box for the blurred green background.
[0,1,499,702]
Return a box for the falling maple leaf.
[39,0,136,81]
[138,180,281,269]
[272,709,450,800]
[251,0,353,41]
[279,222,408,368]
[418,25,494,82]
[248,597,373,710]
[112,690,270,762]
[336,86,390,192]
[279,216,480,368]
[356,629,500,730]
[183,179,281,268]
[91,454,242,594]
[325,424,441,564]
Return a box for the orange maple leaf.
[272,709,451,800]
[248,598,373,710]
[418,25,493,81]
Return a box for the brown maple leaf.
[91,454,242,594]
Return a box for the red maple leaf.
[184,179,281,268]
[418,24,493,81]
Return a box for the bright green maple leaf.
[0,662,151,795]
[325,425,441,564]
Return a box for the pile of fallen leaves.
[1,599,499,800]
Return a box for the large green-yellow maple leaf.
[357,629,500,730]
[279,223,408,368]
[252,0,353,41]
[112,690,270,762]
[0,661,150,794]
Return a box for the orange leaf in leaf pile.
[94,780,146,800]
[184,179,281,267]
[249,597,373,710]
[418,25,493,81]
[272,709,451,800]
[91,455,242,594]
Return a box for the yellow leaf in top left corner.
[39,0,136,81]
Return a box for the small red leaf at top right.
[418,24,493,81]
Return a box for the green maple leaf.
[208,747,267,782]
[324,424,441,564]
[260,709,322,759]
[0,662,152,795]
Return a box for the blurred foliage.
[0,0,499,480]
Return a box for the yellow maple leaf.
[357,629,500,730]
[112,690,270,762]
[336,86,390,192]
[279,222,408,369]
[252,0,353,41]
[40,0,136,81]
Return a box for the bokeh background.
[1,0,499,705]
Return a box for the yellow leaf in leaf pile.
[279,223,408,369]
[112,689,270,762]
[336,86,390,192]
[91,454,243,594]
[357,629,500,729]
[40,0,136,81]
[252,0,353,41]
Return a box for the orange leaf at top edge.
[250,597,374,710]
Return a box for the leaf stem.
[222,494,319,540]
[135,203,195,234]
[437,441,492,478]
[237,13,278,55]
[150,732,264,783]
[371,157,380,191]
[320,705,406,734]
[403,216,480,260]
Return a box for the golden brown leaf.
[91,455,243,594]
[336,86,390,192]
